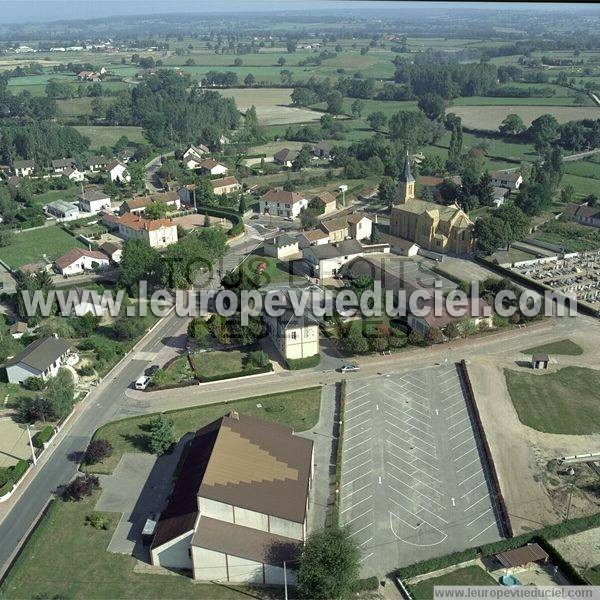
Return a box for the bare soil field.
[217,88,322,125]
[552,527,600,572]
[452,105,600,131]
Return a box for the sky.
[0,1,596,24]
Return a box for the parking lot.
[339,364,503,576]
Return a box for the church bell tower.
[395,151,415,204]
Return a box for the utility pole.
[27,424,37,465]
[283,561,288,600]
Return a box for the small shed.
[495,543,549,569]
[532,353,550,370]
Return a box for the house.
[85,155,109,172]
[150,412,313,584]
[46,200,80,222]
[5,336,71,383]
[13,159,35,177]
[106,160,130,183]
[264,234,300,260]
[122,192,180,216]
[54,247,110,275]
[319,217,348,243]
[51,158,75,173]
[390,153,474,255]
[198,158,229,176]
[264,308,320,361]
[100,241,123,263]
[115,213,178,248]
[210,176,241,196]
[312,192,336,216]
[178,184,197,206]
[312,141,332,159]
[303,239,366,280]
[492,187,509,208]
[259,189,309,219]
[63,166,85,182]
[9,322,28,339]
[346,213,372,242]
[490,170,523,191]
[358,187,377,202]
[564,202,600,228]
[273,148,299,168]
[407,297,493,337]
[219,134,230,146]
[77,70,101,81]
[182,144,209,169]
[297,228,330,249]
[79,190,111,214]
[379,233,420,257]
[531,353,549,370]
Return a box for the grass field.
[584,566,600,585]
[410,566,498,599]
[242,254,300,285]
[0,491,271,600]
[504,366,600,434]
[31,187,80,206]
[74,125,145,148]
[191,350,257,379]
[85,387,322,474]
[521,339,584,356]
[0,225,85,268]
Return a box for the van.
[135,375,151,390]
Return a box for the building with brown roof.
[259,189,309,219]
[121,192,180,216]
[198,158,229,176]
[210,176,241,196]
[150,412,313,584]
[54,247,110,276]
[273,148,299,167]
[115,213,178,248]
[564,202,600,228]
[312,191,337,216]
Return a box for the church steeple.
[395,151,415,204]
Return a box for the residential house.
[264,234,300,260]
[312,141,332,159]
[198,158,228,176]
[85,156,109,172]
[297,229,330,249]
[182,144,209,169]
[79,190,111,214]
[5,336,71,384]
[264,308,320,361]
[319,217,348,243]
[46,200,80,222]
[312,192,336,216]
[13,159,35,177]
[490,170,523,191]
[273,148,299,168]
[564,202,600,228]
[210,176,241,196]
[150,412,313,584]
[259,189,308,219]
[100,241,123,263]
[9,322,28,339]
[346,213,372,242]
[77,70,101,81]
[63,166,85,182]
[122,192,180,216]
[492,187,509,208]
[115,213,178,248]
[379,233,420,257]
[51,158,75,174]
[54,247,110,275]
[106,160,130,183]
[303,239,376,279]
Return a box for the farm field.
[0,225,85,269]
[452,105,600,131]
[74,125,145,148]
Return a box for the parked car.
[340,364,360,373]
[135,375,151,390]
[145,365,159,377]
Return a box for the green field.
[74,125,145,148]
[242,254,300,284]
[0,225,85,268]
[31,187,80,206]
[504,366,600,434]
[191,350,262,379]
[84,387,322,474]
[0,491,268,600]
[410,566,498,599]
[521,339,584,356]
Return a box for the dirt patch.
[172,214,228,230]
[552,526,600,571]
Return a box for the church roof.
[399,151,414,184]
[393,198,461,221]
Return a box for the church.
[390,153,474,255]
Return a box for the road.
[144,151,174,193]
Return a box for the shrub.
[85,512,110,530]
[247,350,269,368]
[22,377,45,391]
[10,459,29,483]
[147,415,175,455]
[63,474,100,501]
[368,336,389,352]
[33,425,54,448]
[77,364,95,377]
[408,330,424,346]
[286,355,321,370]
[84,439,113,465]
[351,576,379,593]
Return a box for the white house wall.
[269,515,303,540]
[6,362,41,384]
[233,506,269,531]
[192,546,229,580]
[199,497,234,522]
[151,531,194,569]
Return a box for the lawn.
[85,387,322,474]
[410,566,498,599]
[190,350,269,380]
[155,354,196,387]
[504,366,600,434]
[521,339,584,356]
[0,491,274,600]
[31,186,80,206]
[0,382,37,409]
[584,565,600,585]
[74,125,145,149]
[242,253,302,285]
[0,225,85,268]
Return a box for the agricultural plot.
[74,125,145,148]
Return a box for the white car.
[340,364,360,374]
[135,375,151,390]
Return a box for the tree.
[417,93,446,121]
[297,527,360,600]
[345,329,369,354]
[144,200,169,220]
[195,176,217,206]
[367,111,388,131]
[528,114,559,152]
[291,87,317,107]
[477,171,496,207]
[499,113,526,136]
[84,439,113,465]
[188,316,210,346]
[300,208,319,229]
[515,182,552,216]
[277,56,286,67]
[233,58,243,66]
[46,368,75,420]
[350,99,364,120]
[445,322,460,339]
[326,91,344,116]
[243,73,255,87]
[446,125,463,172]
[148,415,175,455]
[119,239,161,294]
[408,330,424,346]
[292,146,311,171]
[425,326,444,345]
[238,194,247,214]
[63,474,100,501]
[474,215,512,254]
[378,176,396,207]
[286,40,297,53]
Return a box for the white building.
[264,309,320,361]
[13,160,35,177]
[46,200,80,222]
[182,144,209,169]
[54,248,110,275]
[259,189,309,219]
[106,160,130,183]
[63,167,85,182]
[79,190,111,214]
[198,158,229,176]
[115,213,178,248]
[51,158,75,174]
[263,234,299,260]
[490,170,523,191]
[151,412,313,585]
[5,336,71,384]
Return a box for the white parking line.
[344,448,371,462]
[384,418,411,436]
[463,494,489,512]
[451,437,474,452]
[386,461,443,496]
[346,393,369,406]
[359,552,374,563]
[406,414,433,429]
[461,480,487,498]
[348,384,369,397]
[344,459,372,475]
[469,521,497,542]
[341,494,373,514]
[345,420,371,433]
[347,508,373,524]
[346,400,371,413]
[345,410,372,422]
[454,447,477,462]
[386,426,437,451]
[448,416,470,430]
[458,470,482,487]
[358,537,373,547]
[466,508,491,527]
[387,472,446,508]
[345,427,372,442]
[344,437,373,453]
[388,450,443,483]
[446,408,466,420]
[349,522,372,537]
[387,439,439,471]
[449,427,472,441]
[444,399,466,412]
[456,456,481,473]
[343,483,371,498]
[342,472,371,488]
[387,493,449,524]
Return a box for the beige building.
[312,191,337,216]
[319,216,348,243]
[347,213,372,241]
[259,189,309,219]
[115,213,178,248]
[390,153,474,255]
[264,310,320,361]
[263,234,300,260]
[150,412,313,585]
[210,176,241,196]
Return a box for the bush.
[147,415,175,455]
[351,576,379,593]
[10,459,29,483]
[33,425,54,448]
[63,474,100,501]
[247,350,270,368]
[285,355,321,370]
[22,377,45,391]
[77,364,95,377]
[85,512,109,530]
[84,439,113,465]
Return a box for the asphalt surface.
[339,364,504,577]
